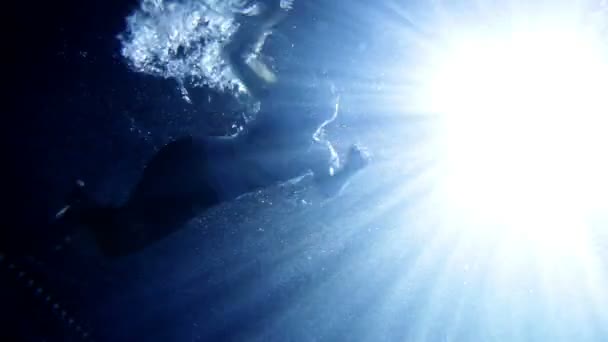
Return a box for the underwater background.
[3,0,608,341]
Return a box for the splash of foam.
[119,0,261,100]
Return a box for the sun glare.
[422,22,608,244]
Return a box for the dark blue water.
[4,1,390,340]
[4,1,608,341]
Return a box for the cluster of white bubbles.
[118,0,263,103]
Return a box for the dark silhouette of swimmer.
[56,1,369,257]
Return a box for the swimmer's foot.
[55,179,87,220]
[246,57,277,83]
[344,144,371,173]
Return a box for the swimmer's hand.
[246,58,277,83]
[344,144,371,173]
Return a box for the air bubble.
[119,0,247,97]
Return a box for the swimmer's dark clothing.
[94,137,222,256]
[67,137,220,257]
[64,130,340,257]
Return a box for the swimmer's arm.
[226,40,274,99]
[224,1,288,99]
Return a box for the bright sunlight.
[420,18,608,248]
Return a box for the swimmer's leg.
[224,4,289,98]
[119,187,220,253]
[225,28,273,98]
[57,138,226,257]
[61,187,220,258]
[55,180,132,256]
